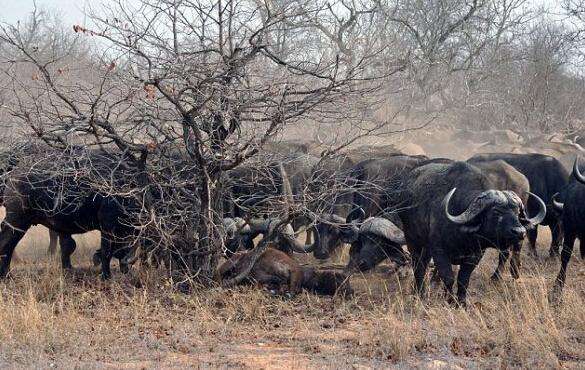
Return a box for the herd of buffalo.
[0,141,583,306]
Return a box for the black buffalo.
[0,144,95,270]
[307,155,431,261]
[549,156,585,300]
[468,153,568,258]
[399,161,546,305]
[470,160,531,280]
[0,148,146,279]
[345,216,409,272]
[346,159,532,280]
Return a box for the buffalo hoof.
[100,271,112,280]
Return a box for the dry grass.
[0,225,582,369]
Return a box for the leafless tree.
[0,0,402,283]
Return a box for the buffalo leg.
[491,250,509,281]
[548,222,563,258]
[527,227,538,258]
[288,269,303,295]
[551,232,576,301]
[99,237,113,280]
[47,230,59,256]
[59,234,77,270]
[456,258,480,306]
[0,221,28,278]
[431,248,455,302]
[411,248,431,297]
[113,246,130,273]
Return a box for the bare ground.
[0,225,583,369]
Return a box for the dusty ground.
[0,225,583,369]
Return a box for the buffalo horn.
[444,188,503,225]
[552,192,564,212]
[360,217,406,245]
[524,191,547,226]
[573,156,585,184]
[282,224,319,254]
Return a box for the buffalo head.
[306,207,366,260]
[346,217,409,272]
[444,187,546,246]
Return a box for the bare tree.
[0,0,398,282]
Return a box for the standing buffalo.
[549,157,585,300]
[307,155,430,261]
[0,149,145,279]
[399,161,546,305]
[468,153,568,258]
[0,144,92,269]
[470,160,531,280]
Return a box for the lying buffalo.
[217,248,353,296]
[468,153,568,258]
[400,161,546,305]
[549,157,585,300]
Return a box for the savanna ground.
[0,132,584,369]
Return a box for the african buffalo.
[344,159,531,280]
[218,248,353,296]
[471,160,531,280]
[305,155,430,261]
[549,156,585,300]
[345,216,409,272]
[468,153,569,258]
[0,148,145,279]
[399,161,546,305]
[0,144,90,269]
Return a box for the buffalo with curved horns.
[468,153,568,258]
[400,161,546,305]
[549,156,585,301]
[345,215,410,273]
[305,155,432,262]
